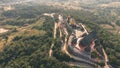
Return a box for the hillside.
[0,2,120,68]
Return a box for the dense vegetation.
[0,4,120,68]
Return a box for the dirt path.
[49,23,58,57]
[0,28,8,34]
[102,47,110,68]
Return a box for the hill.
[0,3,120,68]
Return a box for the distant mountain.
[0,0,21,3]
[1,0,120,6]
[2,0,119,4]
[73,0,120,4]
[0,0,33,5]
[49,0,120,4]
[93,0,120,3]
[0,0,32,3]
[98,2,120,8]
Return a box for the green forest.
[0,4,120,68]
